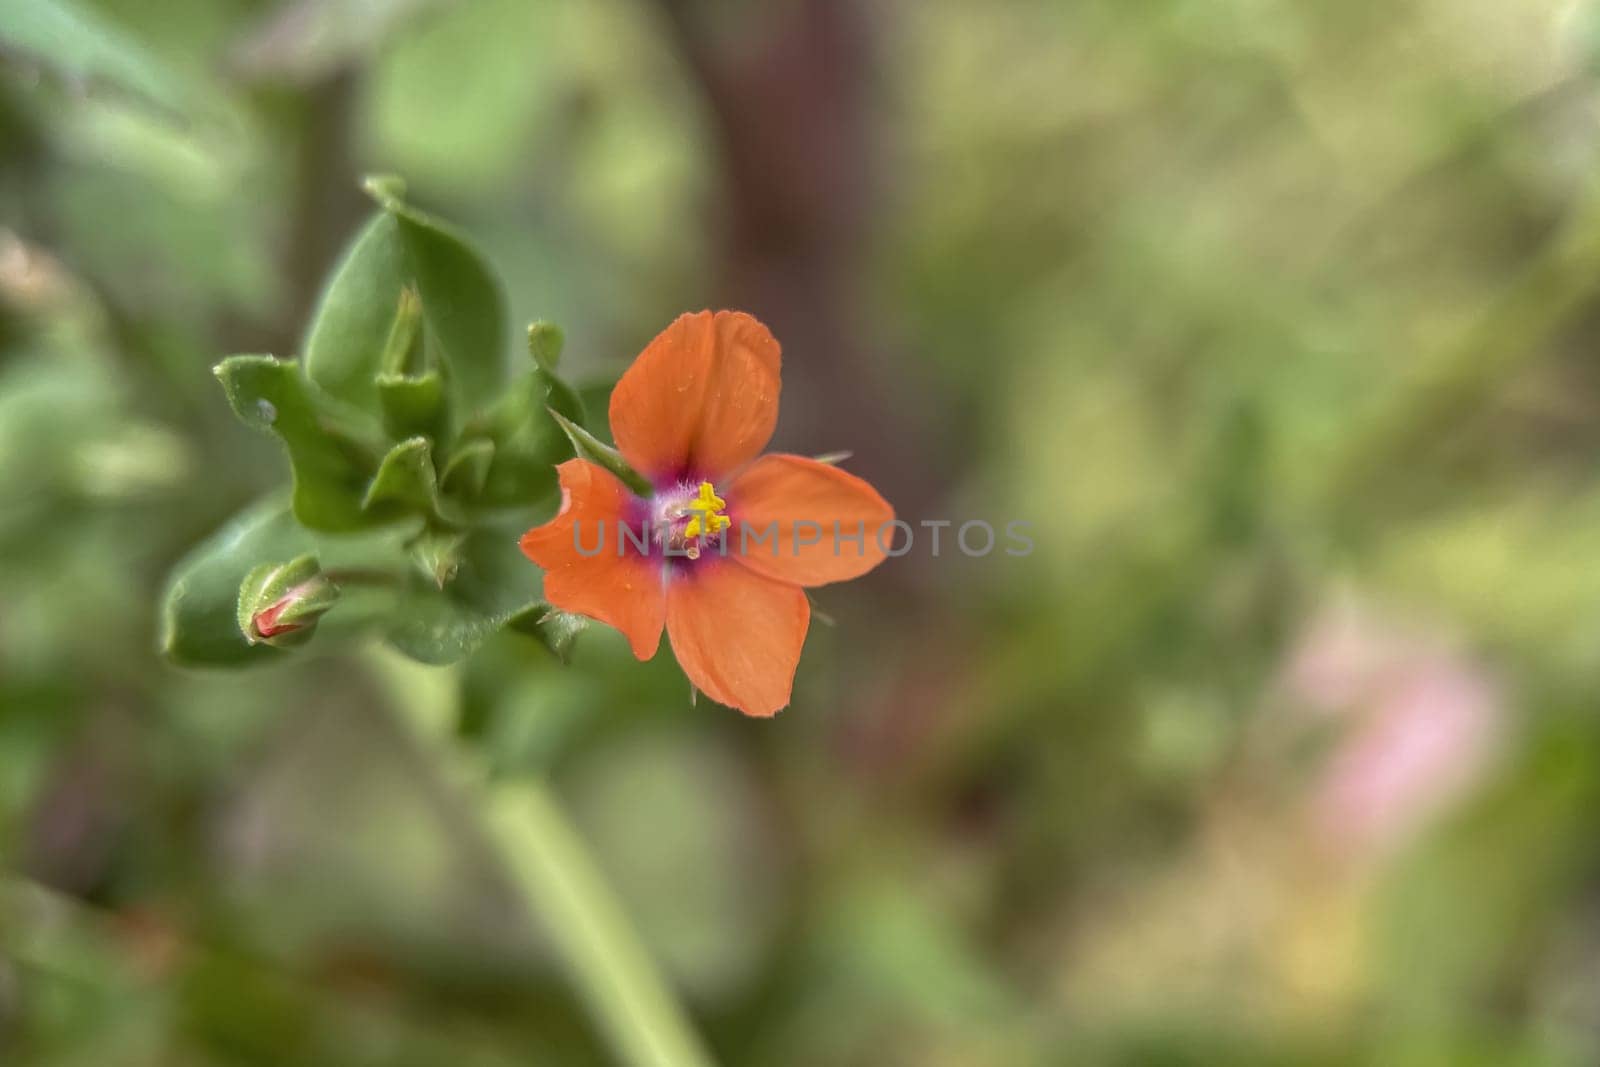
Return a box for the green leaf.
[160,497,411,668]
[385,521,540,665]
[363,436,455,522]
[0,0,197,118]
[302,214,407,409]
[473,373,567,508]
[377,368,446,441]
[440,436,494,500]
[507,602,588,663]
[385,581,510,666]
[160,499,311,667]
[548,407,651,497]
[303,179,506,414]
[409,527,467,588]
[214,355,380,531]
[444,326,590,508]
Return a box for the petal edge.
[726,454,896,587]
[521,459,664,659]
[666,561,809,717]
[609,310,781,481]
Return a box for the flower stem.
[485,779,717,1067]
[367,651,712,1065]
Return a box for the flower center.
[682,481,730,539]
[657,481,730,561]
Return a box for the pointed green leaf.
[303,214,406,409]
[362,174,408,207]
[303,181,506,414]
[507,602,588,663]
[548,407,651,496]
[472,373,567,508]
[410,527,467,588]
[214,355,381,531]
[440,436,495,500]
[363,436,461,524]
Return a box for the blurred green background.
[6,0,1600,1063]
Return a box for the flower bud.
[237,555,338,648]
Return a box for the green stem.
[485,779,716,1067]
[369,653,712,1066]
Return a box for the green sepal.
[507,602,588,663]
[410,527,468,588]
[547,407,651,497]
[363,436,462,525]
[440,437,495,501]
[237,554,337,649]
[303,175,506,414]
[213,355,381,531]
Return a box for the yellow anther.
[682,481,730,540]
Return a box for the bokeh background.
[6,1,1600,1064]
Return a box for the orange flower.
[520,310,895,716]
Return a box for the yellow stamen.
[682,481,731,540]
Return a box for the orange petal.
[726,454,896,587]
[666,561,809,717]
[520,459,664,660]
[609,310,781,482]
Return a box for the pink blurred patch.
[1282,597,1505,865]
[1310,655,1501,862]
